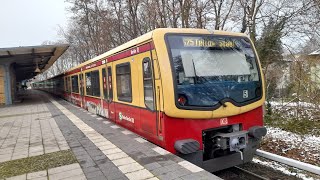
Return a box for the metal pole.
[4,63,12,105]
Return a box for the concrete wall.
[0,63,14,105]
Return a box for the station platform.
[0,90,221,180]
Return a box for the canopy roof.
[0,44,69,81]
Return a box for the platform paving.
[0,91,69,162]
[0,91,86,180]
[0,90,221,180]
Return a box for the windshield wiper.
[192,59,199,84]
[191,59,227,107]
[218,100,227,107]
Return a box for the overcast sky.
[0,0,69,48]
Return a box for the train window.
[102,68,108,99]
[143,57,154,110]
[71,75,79,93]
[91,71,100,97]
[107,67,113,101]
[167,35,262,108]
[85,72,92,95]
[65,76,71,92]
[116,63,132,102]
[85,70,100,97]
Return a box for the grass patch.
[264,113,320,136]
[0,150,77,179]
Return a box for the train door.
[79,73,85,108]
[140,57,158,137]
[106,65,116,122]
[102,68,107,117]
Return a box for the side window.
[71,75,79,93]
[85,71,100,97]
[107,67,113,101]
[102,68,108,99]
[143,58,154,110]
[85,72,92,95]
[91,71,100,97]
[116,63,132,102]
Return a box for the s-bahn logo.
[220,118,228,125]
[118,112,135,123]
[119,112,123,120]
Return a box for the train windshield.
[166,34,262,109]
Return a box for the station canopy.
[0,44,69,81]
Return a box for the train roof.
[65,28,247,73]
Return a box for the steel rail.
[230,166,269,180]
[255,149,320,175]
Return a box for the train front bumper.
[177,126,267,172]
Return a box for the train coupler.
[213,130,248,152]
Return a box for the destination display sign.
[183,37,236,48]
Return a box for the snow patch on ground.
[266,127,320,147]
[253,158,315,180]
[268,101,320,120]
[259,126,320,179]
[270,101,320,109]
[265,126,320,153]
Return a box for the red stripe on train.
[66,69,81,75]
[107,43,153,62]
[65,42,154,75]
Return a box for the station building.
[309,49,320,87]
[0,45,68,105]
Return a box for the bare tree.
[194,0,211,28]
[211,0,235,30]
[239,0,265,43]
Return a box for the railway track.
[229,166,269,180]
[215,149,320,180]
[215,166,270,180]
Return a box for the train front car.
[154,29,267,172]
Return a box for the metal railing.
[256,149,320,175]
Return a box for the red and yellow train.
[33,28,267,172]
